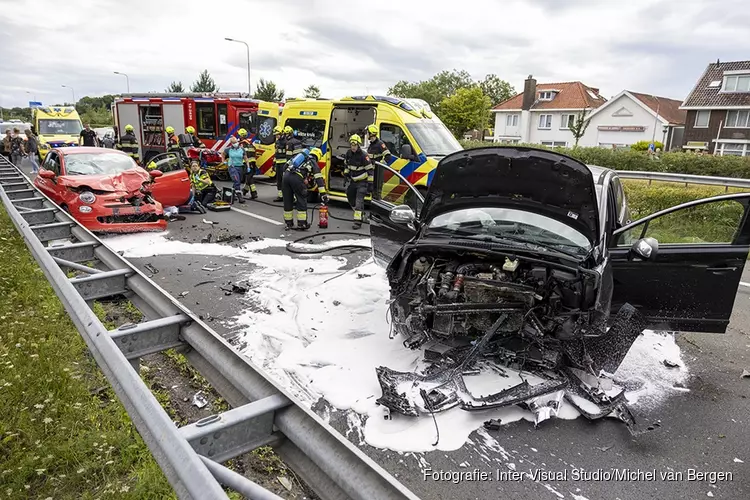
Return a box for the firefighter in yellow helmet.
[273,125,287,202]
[165,126,181,154]
[185,125,205,148]
[344,134,371,229]
[282,147,328,230]
[237,128,258,199]
[366,124,391,165]
[117,124,140,164]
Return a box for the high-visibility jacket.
[367,138,391,165]
[287,153,327,194]
[117,132,140,162]
[344,147,372,182]
[190,169,213,191]
[167,133,181,153]
[286,137,306,158]
[274,137,287,166]
[240,138,256,168]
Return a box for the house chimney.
[522,75,537,111]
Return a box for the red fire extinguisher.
[318,204,329,229]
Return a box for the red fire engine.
[112,93,281,171]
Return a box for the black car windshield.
[39,119,82,135]
[64,153,136,176]
[425,207,592,257]
[406,122,462,157]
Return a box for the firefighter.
[166,126,181,154]
[282,147,329,230]
[286,127,306,158]
[366,124,391,165]
[189,160,217,207]
[223,136,247,204]
[185,126,205,148]
[237,128,258,199]
[117,124,140,164]
[273,125,287,202]
[344,134,371,230]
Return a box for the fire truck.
[112,93,281,175]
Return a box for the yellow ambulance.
[32,106,84,160]
[278,96,463,202]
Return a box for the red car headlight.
[78,191,97,204]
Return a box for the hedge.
[459,140,750,179]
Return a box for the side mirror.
[389,204,416,225]
[39,170,56,179]
[630,237,659,261]
[149,169,163,178]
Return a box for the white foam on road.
[105,232,691,455]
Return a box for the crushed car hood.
[421,147,600,244]
[58,169,150,193]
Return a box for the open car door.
[369,161,424,266]
[146,152,191,207]
[610,193,750,333]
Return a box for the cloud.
[1,0,749,108]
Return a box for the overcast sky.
[1,0,749,108]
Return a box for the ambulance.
[113,93,280,167]
[278,95,463,202]
[32,106,84,160]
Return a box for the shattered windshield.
[425,207,592,257]
[64,153,136,176]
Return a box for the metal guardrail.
[615,170,750,190]
[0,156,420,500]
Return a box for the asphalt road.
[17,161,749,500]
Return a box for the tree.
[303,84,321,99]
[253,78,285,102]
[166,81,185,92]
[190,70,219,93]
[568,108,591,148]
[439,86,491,138]
[479,74,515,107]
[388,69,474,115]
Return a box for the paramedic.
[189,160,217,206]
[223,136,247,203]
[344,134,371,229]
[282,148,329,230]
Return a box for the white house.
[492,76,607,147]
[581,91,686,149]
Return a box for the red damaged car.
[34,147,191,233]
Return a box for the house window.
[726,110,750,128]
[718,143,748,156]
[539,91,554,101]
[541,141,567,147]
[505,114,519,127]
[723,74,750,92]
[560,114,575,129]
[538,114,552,129]
[694,110,710,128]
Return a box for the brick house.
[491,76,607,147]
[680,60,750,156]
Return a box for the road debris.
[663,359,680,368]
[215,233,243,244]
[144,263,159,275]
[178,291,189,298]
[483,419,502,431]
[195,280,216,287]
[202,219,217,225]
[734,458,744,463]
[220,283,248,295]
[192,391,208,409]
[201,265,221,271]
[200,234,212,244]
[596,444,614,452]
[742,369,750,379]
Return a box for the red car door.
[34,151,63,201]
[146,153,191,207]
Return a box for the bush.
[459,140,750,179]
[630,140,663,151]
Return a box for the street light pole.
[61,84,76,104]
[225,37,251,96]
[114,71,130,93]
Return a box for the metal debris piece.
[202,219,217,225]
[144,263,159,275]
[277,476,293,491]
[742,369,750,379]
[192,391,208,409]
[201,234,212,244]
[357,273,373,279]
[220,283,248,295]
[201,265,220,271]
[195,280,215,287]
[596,444,614,452]
[216,233,242,243]
[178,291,189,298]
[663,359,680,368]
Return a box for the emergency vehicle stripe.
[212,122,240,152]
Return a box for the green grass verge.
[0,206,175,500]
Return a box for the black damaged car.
[368,146,750,433]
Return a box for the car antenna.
[420,388,440,446]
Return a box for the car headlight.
[79,206,92,213]
[78,191,96,204]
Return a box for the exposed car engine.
[376,249,650,434]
